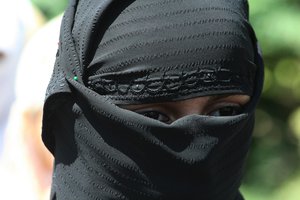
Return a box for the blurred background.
[241,0,300,199]
[0,0,299,199]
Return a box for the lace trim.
[88,66,251,97]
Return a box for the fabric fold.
[42,0,264,199]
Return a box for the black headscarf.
[42,0,264,199]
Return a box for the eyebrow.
[207,94,232,101]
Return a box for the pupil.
[219,107,239,116]
[143,111,159,119]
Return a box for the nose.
[170,97,209,119]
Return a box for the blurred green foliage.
[242,0,300,199]
[32,0,300,199]
[31,0,67,20]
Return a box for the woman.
[42,0,264,199]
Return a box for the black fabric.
[42,0,264,199]
[86,0,257,104]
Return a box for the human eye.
[137,110,171,123]
[207,104,242,117]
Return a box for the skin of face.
[120,95,250,124]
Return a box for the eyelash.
[137,104,242,123]
[206,105,242,117]
[138,110,171,123]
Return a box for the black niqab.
[42,0,264,199]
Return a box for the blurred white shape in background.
[0,1,61,199]
[0,0,25,145]
[0,0,43,151]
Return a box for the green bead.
[74,76,78,81]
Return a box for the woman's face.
[121,94,250,124]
